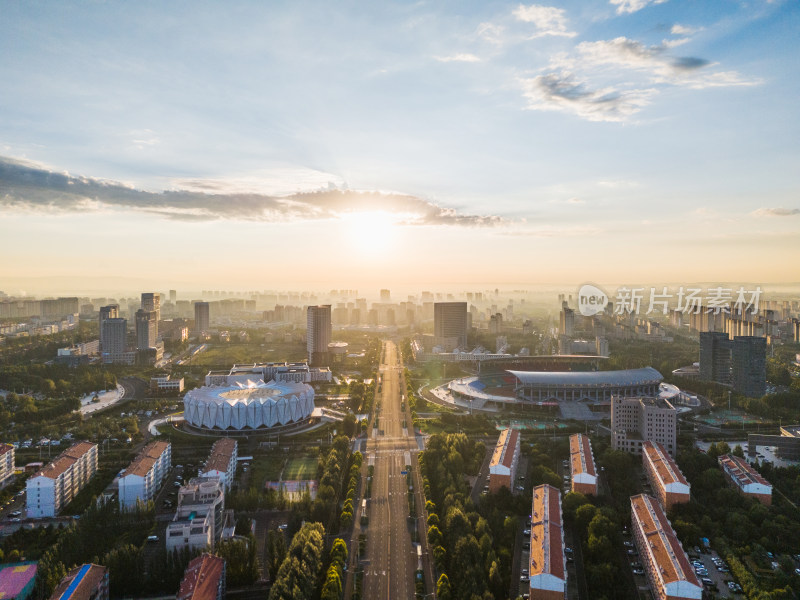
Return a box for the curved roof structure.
[184,380,314,430]
[509,367,662,387]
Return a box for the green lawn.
[284,456,318,480]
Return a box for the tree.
[267,529,287,582]
[436,573,452,600]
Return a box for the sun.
[342,211,397,254]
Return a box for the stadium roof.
[508,367,662,387]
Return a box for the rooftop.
[718,454,771,488]
[177,554,225,600]
[203,438,237,473]
[631,494,700,588]
[490,428,519,469]
[32,441,96,480]
[0,443,13,456]
[121,440,171,478]
[643,442,688,487]
[780,425,800,439]
[509,366,663,388]
[569,434,596,478]
[49,564,107,600]
[529,484,564,581]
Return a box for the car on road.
[9,510,21,517]
[632,568,644,576]
[147,535,159,542]
[624,541,634,547]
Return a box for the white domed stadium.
[183,380,315,431]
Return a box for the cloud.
[573,37,760,89]
[520,72,657,122]
[0,156,506,228]
[610,0,668,15]
[434,53,482,63]
[751,207,800,217]
[512,4,577,38]
[670,24,701,36]
[476,22,505,45]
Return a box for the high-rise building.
[559,304,575,338]
[141,292,161,334]
[98,304,119,352]
[100,318,127,356]
[194,301,210,335]
[699,332,766,397]
[380,289,391,302]
[611,396,678,456]
[169,289,177,303]
[307,305,332,366]
[731,336,766,398]
[433,302,467,351]
[699,331,732,385]
[136,309,158,350]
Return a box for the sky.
[1,0,798,294]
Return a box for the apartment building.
[630,494,702,600]
[718,454,772,505]
[177,554,226,600]
[26,442,98,518]
[199,438,237,492]
[118,440,172,510]
[642,442,690,511]
[529,484,566,600]
[488,428,520,493]
[569,434,597,496]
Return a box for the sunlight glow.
[342,211,398,255]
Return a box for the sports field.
[284,456,318,480]
[695,409,770,427]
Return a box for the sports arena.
[183,380,315,431]
[438,367,666,418]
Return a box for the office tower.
[100,318,127,356]
[136,309,158,350]
[731,336,766,398]
[380,289,391,302]
[559,304,575,337]
[699,331,732,385]
[700,332,766,397]
[169,289,177,303]
[307,305,332,366]
[141,292,161,324]
[195,301,210,335]
[611,396,678,456]
[433,301,467,351]
[98,304,119,352]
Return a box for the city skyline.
[1,1,798,291]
